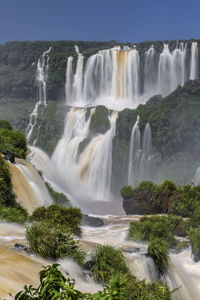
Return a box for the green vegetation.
[89,106,110,135]
[90,245,129,283]
[175,184,200,217]
[15,264,173,300]
[30,204,82,236]
[0,154,28,223]
[0,127,27,158]
[26,221,85,264]
[128,215,182,247]
[148,239,169,274]
[187,227,200,261]
[0,120,13,130]
[45,182,70,207]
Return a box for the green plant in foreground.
[15,264,173,300]
[90,245,129,283]
[26,221,85,265]
[148,239,169,274]
[30,204,82,236]
[128,215,182,247]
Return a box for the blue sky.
[0,0,199,44]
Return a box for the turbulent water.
[1,215,200,299]
[9,158,52,213]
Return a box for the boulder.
[81,214,104,227]
[123,189,180,215]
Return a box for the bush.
[15,264,173,300]
[120,185,134,198]
[0,120,12,130]
[30,204,82,236]
[148,239,169,274]
[187,226,200,262]
[128,215,182,247]
[0,155,16,206]
[26,221,85,264]
[90,245,129,283]
[156,179,177,193]
[0,128,27,158]
[176,184,200,217]
[45,182,70,207]
[133,181,157,193]
[0,205,28,223]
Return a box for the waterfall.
[9,158,53,213]
[139,123,153,181]
[128,121,153,186]
[64,42,198,111]
[158,43,187,97]
[190,42,198,80]
[128,116,141,185]
[26,47,51,143]
[78,112,118,200]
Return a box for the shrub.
[176,184,200,217]
[30,204,82,236]
[133,181,157,193]
[187,226,200,262]
[120,185,134,198]
[26,221,85,265]
[90,245,129,283]
[0,120,12,130]
[15,264,85,300]
[45,182,70,207]
[0,128,27,158]
[148,239,169,274]
[128,215,182,247]
[156,179,177,193]
[15,265,173,300]
[0,205,28,223]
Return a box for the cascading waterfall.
[128,120,153,187]
[9,158,53,213]
[65,42,198,110]
[78,112,118,200]
[128,116,141,185]
[190,42,198,80]
[26,47,51,143]
[157,43,187,97]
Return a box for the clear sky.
[0,0,199,44]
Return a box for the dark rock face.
[174,220,187,237]
[81,214,104,227]
[123,189,180,215]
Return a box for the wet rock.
[122,247,141,253]
[14,243,31,254]
[123,189,180,215]
[81,214,104,227]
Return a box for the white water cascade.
[78,112,118,200]
[26,47,51,143]
[64,42,198,110]
[128,116,141,185]
[190,42,198,80]
[128,121,153,187]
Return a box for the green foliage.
[45,182,70,207]
[0,155,16,205]
[26,221,85,264]
[0,120,12,130]
[90,245,129,283]
[148,239,169,274]
[133,181,157,193]
[15,264,173,300]
[175,241,189,251]
[15,264,85,300]
[30,204,82,236]
[187,226,200,261]
[89,106,110,135]
[128,215,182,247]
[120,185,134,198]
[156,179,177,193]
[0,128,27,158]
[0,205,28,223]
[175,184,200,217]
